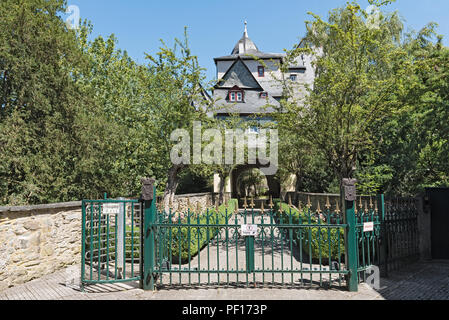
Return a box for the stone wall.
[0,202,82,291]
[0,193,223,290]
[155,192,233,212]
[157,193,220,212]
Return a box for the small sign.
[103,203,120,215]
[363,222,374,232]
[241,224,258,236]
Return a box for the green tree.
[73,23,153,198]
[278,0,414,194]
[369,23,449,195]
[0,0,95,204]
[141,30,211,209]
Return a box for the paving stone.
[2,259,449,300]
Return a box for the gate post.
[141,178,156,291]
[378,194,388,277]
[343,178,358,292]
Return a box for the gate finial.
[306,196,312,209]
[325,196,331,210]
[335,199,341,214]
[269,195,274,209]
[243,197,248,209]
[250,197,255,209]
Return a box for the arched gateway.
[208,22,312,203]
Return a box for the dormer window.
[258,66,264,77]
[228,87,244,102]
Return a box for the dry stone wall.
[0,203,82,291]
[0,193,221,291]
[157,192,231,212]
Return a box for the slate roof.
[231,27,259,55]
[211,23,312,115]
[214,52,286,63]
[214,58,263,90]
[215,22,285,63]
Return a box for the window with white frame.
[229,90,243,102]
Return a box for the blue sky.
[67,0,449,84]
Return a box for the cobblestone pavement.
[1,260,448,300]
[376,260,449,300]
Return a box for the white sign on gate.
[363,222,374,232]
[241,224,258,236]
[103,203,120,215]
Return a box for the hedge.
[86,225,140,261]
[273,200,345,262]
[166,199,238,264]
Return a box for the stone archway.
[230,164,280,200]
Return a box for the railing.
[81,199,141,286]
[79,189,420,292]
[148,197,353,289]
[355,197,382,283]
[383,197,420,275]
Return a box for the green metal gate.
[383,197,420,274]
[80,185,419,292]
[142,190,385,292]
[81,196,142,287]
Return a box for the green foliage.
[0,1,211,205]
[274,201,345,261]
[275,1,414,192]
[88,225,140,260]
[169,199,237,264]
[365,23,449,195]
[237,168,266,198]
[0,0,112,204]
[1,0,448,205]
[95,226,140,260]
[272,0,449,196]
[176,168,213,195]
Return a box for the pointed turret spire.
[231,20,259,55]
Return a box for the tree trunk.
[218,172,226,205]
[163,164,183,212]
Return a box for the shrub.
[166,199,238,264]
[273,200,345,262]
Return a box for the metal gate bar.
[144,196,353,290]
[81,198,141,286]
